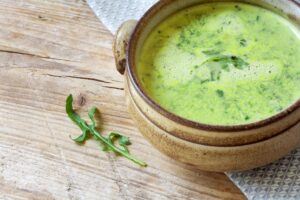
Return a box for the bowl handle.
[113,20,138,75]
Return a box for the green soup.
[137,2,300,125]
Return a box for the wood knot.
[38,15,47,21]
[77,94,86,107]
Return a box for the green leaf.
[210,69,221,81]
[240,39,247,47]
[108,132,131,153]
[66,94,147,167]
[88,107,97,128]
[200,55,249,81]
[66,94,89,131]
[205,55,249,70]
[118,135,131,146]
[216,89,224,98]
[71,129,88,143]
[202,50,220,56]
[230,56,249,70]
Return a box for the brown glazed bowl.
[113,0,300,172]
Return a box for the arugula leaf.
[66,94,147,167]
[108,132,131,153]
[210,69,221,81]
[70,129,88,143]
[206,55,249,70]
[199,54,249,82]
[88,106,97,128]
[216,89,224,98]
[66,95,89,143]
[240,39,247,47]
[202,50,220,56]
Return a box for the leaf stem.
[90,127,147,167]
[66,94,147,167]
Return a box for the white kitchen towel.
[87,0,300,199]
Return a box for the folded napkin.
[87,0,300,199]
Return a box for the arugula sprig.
[201,55,249,71]
[66,94,147,167]
[198,54,249,81]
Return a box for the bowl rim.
[127,0,300,132]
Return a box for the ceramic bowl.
[113,0,300,172]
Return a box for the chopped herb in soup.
[137,2,300,125]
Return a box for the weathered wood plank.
[0,0,245,199]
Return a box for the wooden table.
[0,0,246,199]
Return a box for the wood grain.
[0,0,245,199]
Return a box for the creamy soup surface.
[137,2,300,125]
